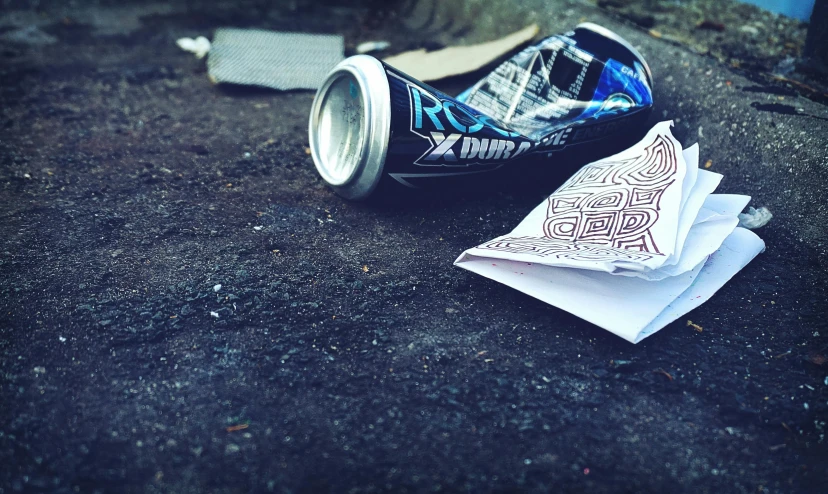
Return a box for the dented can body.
[309,23,653,200]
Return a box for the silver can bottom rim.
[308,55,391,200]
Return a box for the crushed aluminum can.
[308,23,653,200]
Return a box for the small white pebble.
[356,40,390,54]
[213,284,222,292]
[176,36,211,59]
[33,366,46,374]
[243,152,251,158]
[739,25,759,36]
[23,173,31,179]
[804,403,809,410]
[210,311,219,318]
[738,206,773,229]
[253,226,263,231]
[59,336,66,343]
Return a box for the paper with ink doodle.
[455,121,766,343]
[462,121,689,273]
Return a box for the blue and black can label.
[381,66,535,188]
[377,24,653,191]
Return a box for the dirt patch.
[595,0,826,101]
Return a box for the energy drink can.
[308,23,653,200]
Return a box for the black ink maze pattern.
[480,134,677,262]
[481,236,658,262]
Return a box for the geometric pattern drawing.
[542,134,677,254]
[481,236,657,262]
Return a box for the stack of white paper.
[454,121,765,343]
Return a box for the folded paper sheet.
[454,121,765,343]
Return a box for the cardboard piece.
[383,24,539,81]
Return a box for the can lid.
[576,22,653,88]
[309,55,391,199]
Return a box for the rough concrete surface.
[1,1,827,493]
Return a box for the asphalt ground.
[1,1,827,493]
